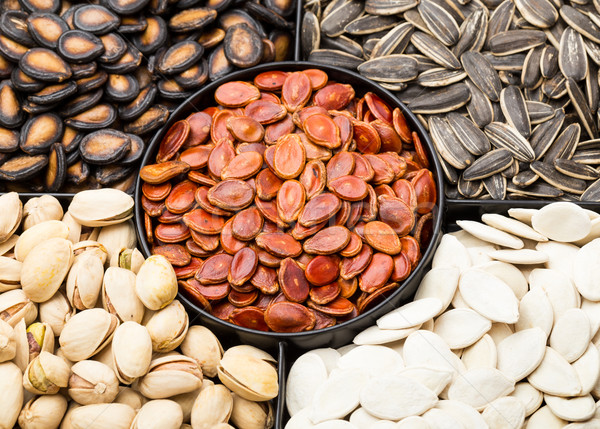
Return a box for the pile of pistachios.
[0,190,278,429]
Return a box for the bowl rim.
[134,60,446,339]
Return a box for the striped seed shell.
[559,27,588,82]
[357,55,418,83]
[411,31,461,70]
[530,160,587,193]
[429,116,475,169]
[488,30,547,55]
[417,68,467,87]
[465,79,494,127]
[486,0,515,48]
[320,0,364,38]
[483,174,507,199]
[521,46,543,89]
[500,85,531,138]
[554,158,600,180]
[463,148,514,180]
[484,122,535,161]
[365,0,418,15]
[408,83,471,114]
[461,51,502,102]
[446,112,491,155]
[526,101,555,124]
[370,22,414,58]
[454,8,488,57]
[514,0,558,28]
[560,5,600,45]
[540,45,559,78]
[543,123,581,163]
[566,78,598,139]
[418,0,460,46]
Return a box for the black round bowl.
[135,61,445,352]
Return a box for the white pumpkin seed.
[403,330,466,377]
[359,375,438,420]
[527,347,581,396]
[496,327,547,381]
[337,345,404,377]
[481,397,525,429]
[549,308,591,363]
[377,298,443,330]
[482,213,548,241]
[572,344,600,396]
[421,408,463,429]
[507,208,538,224]
[461,334,497,370]
[435,400,488,428]
[456,220,524,249]
[396,416,430,428]
[581,299,600,338]
[529,268,580,320]
[527,405,568,428]
[509,382,543,416]
[544,394,596,422]
[531,202,591,242]
[458,269,519,323]
[487,248,549,264]
[413,267,460,314]
[515,287,554,337]
[431,234,471,272]
[487,323,514,345]
[284,407,315,429]
[573,239,600,301]
[353,324,420,345]
[573,217,600,247]
[535,241,579,281]
[396,366,452,396]
[348,408,379,428]
[476,260,528,299]
[313,421,357,429]
[447,368,515,410]
[433,309,491,349]
[286,353,328,417]
[307,349,341,375]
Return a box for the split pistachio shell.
[69,403,135,429]
[110,248,144,274]
[230,393,274,429]
[68,360,119,405]
[38,291,74,336]
[218,352,279,402]
[0,319,15,362]
[0,289,37,327]
[14,220,70,262]
[131,400,183,429]
[145,299,188,353]
[61,212,82,244]
[102,267,144,323]
[18,394,68,429]
[0,192,22,244]
[73,241,108,265]
[0,234,18,256]
[171,387,201,423]
[59,401,81,429]
[0,256,21,292]
[190,384,233,429]
[25,322,54,362]
[222,345,277,364]
[67,189,134,227]
[136,354,203,399]
[23,351,70,395]
[22,195,64,231]
[59,308,118,362]
[180,325,223,377]
[97,221,136,264]
[21,238,73,303]
[113,386,146,411]
[135,255,178,310]
[66,253,104,310]
[12,319,29,372]
[0,362,24,429]
[111,321,152,384]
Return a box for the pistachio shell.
[96,220,136,264]
[230,393,274,429]
[25,322,54,363]
[0,289,37,327]
[23,351,70,395]
[69,403,135,429]
[135,255,178,310]
[68,360,119,405]
[102,267,144,323]
[0,318,15,362]
[131,400,183,429]
[12,319,28,372]
[38,291,74,337]
[18,394,68,429]
[66,253,104,310]
[112,321,152,384]
[145,299,189,353]
[68,189,134,227]
[109,248,144,274]
[59,308,118,362]
[0,256,21,292]
[180,325,223,378]
[61,212,82,244]
[22,195,64,231]
[73,240,108,264]
[171,388,201,423]
[135,354,203,399]
[0,234,18,257]
[0,192,22,244]
[113,386,145,411]
[0,362,23,428]
[14,220,70,262]
[190,384,233,429]
[21,237,73,303]
[218,353,279,401]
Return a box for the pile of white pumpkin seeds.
[303,0,600,201]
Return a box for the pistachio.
[102,267,144,323]
[110,247,145,274]
[0,289,38,327]
[0,318,15,362]
[12,319,29,372]
[180,325,223,378]
[136,354,203,399]
[0,256,22,292]
[22,195,64,231]
[135,254,178,310]
[230,394,274,429]
[25,322,54,362]
[97,220,137,264]
[218,350,279,402]
[73,240,108,265]
[21,238,73,303]
[113,386,146,411]
[111,321,152,384]
[0,192,22,244]
[68,403,135,429]
[66,253,104,310]
[0,234,18,257]
[68,189,134,227]
[59,308,118,362]
[145,299,188,353]
[131,399,184,429]
[68,360,119,405]
[38,290,74,336]
[190,384,233,429]
[55,347,74,369]
[171,387,201,424]
[23,351,70,395]
[58,402,81,429]
[0,362,24,429]
[14,220,70,262]
[18,394,68,429]
[62,212,82,244]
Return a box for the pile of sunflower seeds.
[0,0,295,193]
[303,0,600,201]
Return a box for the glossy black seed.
[106,0,150,15]
[118,16,147,33]
[157,78,193,100]
[157,40,203,75]
[118,83,156,121]
[45,142,66,191]
[95,164,135,185]
[0,34,29,62]
[1,11,35,47]
[174,58,208,89]
[0,80,25,129]
[105,73,139,102]
[27,12,69,49]
[120,133,144,164]
[123,104,169,134]
[19,48,72,82]
[69,61,97,79]
[19,113,62,155]
[132,15,167,55]
[61,88,104,118]
[57,29,105,63]
[28,81,77,105]
[75,70,108,94]
[66,159,89,184]
[65,103,117,130]
[100,45,141,73]
[0,128,19,153]
[168,7,217,32]
[79,128,131,165]
[73,5,120,35]
[11,67,45,93]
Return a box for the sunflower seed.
[321,35,364,57]
[417,68,467,87]
[454,9,488,57]
[530,160,588,193]
[514,0,558,28]
[365,0,418,15]
[429,115,475,168]
[521,46,543,88]
[308,49,364,69]
[345,14,399,35]
[465,79,494,127]
[566,77,599,139]
[581,178,600,201]
[512,169,539,187]
[584,38,600,66]
[554,158,600,180]
[486,0,515,48]
[572,149,600,164]
[540,45,559,78]
[357,54,418,82]
[302,11,320,59]
[321,0,364,37]
[461,51,502,102]
[418,0,460,46]
[409,83,471,113]
[542,72,568,99]
[560,5,600,44]
[485,122,536,161]
[483,52,527,71]
[439,155,459,184]
[501,158,519,178]
[543,123,581,163]
[559,27,588,82]
[446,111,491,155]
[507,181,563,197]
[411,31,462,69]
[370,22,414,58]
[458,174,485,197]
[498,70,521,86]
[526,101,555,124]
[483,173,507,199]
[500,85,531,138]
[463,148,513,180]
[404,9,433,35]
[488,30,547,55]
